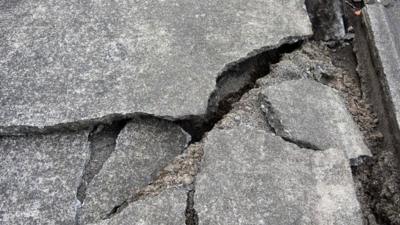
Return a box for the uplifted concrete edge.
[362,2,400,136]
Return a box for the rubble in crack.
[0,132,90,225]
[78,118,189,224]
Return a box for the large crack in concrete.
[94,40,305,224]
[6,0,400,224]
[0,30,307,225]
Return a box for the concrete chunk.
[0,0,312,132]
[0,132,90,225]
[79,118,188,224]
[194,125,363,225]
[260,79,371,160]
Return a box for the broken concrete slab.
[0,0,312,133]
[260,79,371,160]
[194,125,363,225]
[0,132,90,225]
[363,1,400,138]
[79,118,189,224]
[90,188,187,225]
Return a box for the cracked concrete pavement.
[2,0,398,224]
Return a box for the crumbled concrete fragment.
[90,188,187,225]
[260,79,371,160]
[194,125,363,225]
[79,118,188,224]
[0,132,90,225]
[0,0,312,132]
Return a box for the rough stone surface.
[363,1,400,132]
[260,79,371,160]
[79,118,189,224]
[0,0,312,132]
[91,188,187,225]
[194,125,363,225]
[0,132,90,225]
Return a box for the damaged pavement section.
[78,118,189,224]
[0,0,377,224]
[1,0,314,222]
[194,43,368,224]
[0,0,312,133]
[0,117,193,225]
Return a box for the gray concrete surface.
[363,1,400,131]
[0,132,90,225]
[0,0,312,133]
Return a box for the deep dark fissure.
[177,40,303,142]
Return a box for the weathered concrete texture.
[305,0,346,40]
[194,125,363,225]
[91,188,187,225]
[0,0,312,132]
[0,132,90,225]
[79,118,189,224]
[363,1,400,135]
[260,79,371,160]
